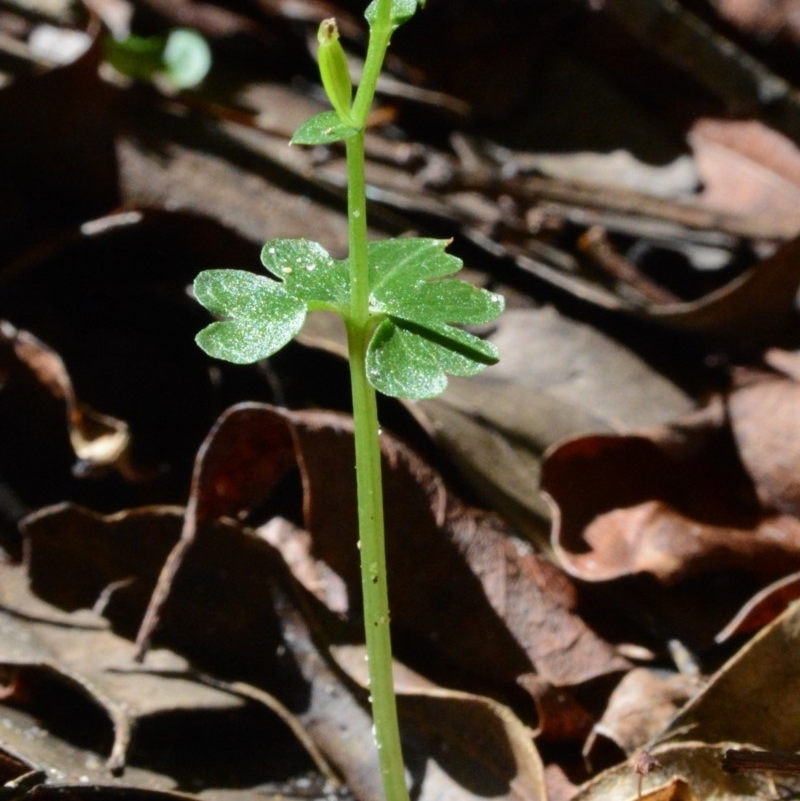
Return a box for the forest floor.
[2,1,800,800]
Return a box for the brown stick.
[722,748,800,775]
[578,225,679,304]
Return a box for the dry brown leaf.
[297,639,549,800]
[689,119,800,219]
[140,402,628,718]
[572,742,774,801]
[585,669,700,758]
[659,600,800,753]
[0,554,297,787]
[251,404,624,687]
[272,642,549,801]
[20,505,386,798]
[473,309,693,432]
[648,232,800,342]
[1,322,131,478]
[22,502,548,801]
[20,506,344,786]
[544,380,800,585]
[728,377,800,516]
[399,689,546,801]
[418,307,692,545]
[716,570,800,642]
[514,151,698,198]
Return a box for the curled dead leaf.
[648,233,800,343]
[136,401,628,742]
[716,570,800,642]
[267,405,623,686]
[544,386,800,586]
[2,322,132,477]
[584,668,700,759]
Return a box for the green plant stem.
[352,1,392,125]
[345,2,410,796]
[345,124,409,801]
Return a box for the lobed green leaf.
[194,240,351,365]
[194,270,306,364]
[194,236,502,396]
[291,111,359,145]
[366,318,498,399]
[361,237,503,398]
[368,237,460,292]
[366,238,503,331]
[261,239,349,310]
[389,318,500,366]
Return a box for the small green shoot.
[193,1,504,799]
[105,28,211,89]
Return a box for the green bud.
[317,19,354,124]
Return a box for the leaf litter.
[3,0,800,798]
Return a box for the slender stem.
[345,119,409,801]
[347,132,370,322]
[339,2,409,797]
[352,1,392,125]
[346,318,408,801]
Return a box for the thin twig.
[722,748,800,775]
[578,225,679,304]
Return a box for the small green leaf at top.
[365,0,425,30]
[363,237,503,398]
[291,111,359,145]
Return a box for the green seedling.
[193,1,504,799]
[105,28,211,90]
